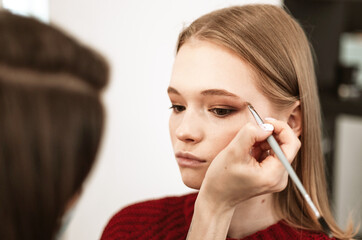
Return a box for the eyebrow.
[167,87,240,99]
[201,89,240,98]
[167,86,180,95]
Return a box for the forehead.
[170,40,258,96]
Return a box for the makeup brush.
[247,104,333,238]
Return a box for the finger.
[228,123,273,163]
[265,118,295,145]
[258,154,290,193]
[264,118,301,163]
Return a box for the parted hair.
[0,11,108,240]
[176,4,355,239]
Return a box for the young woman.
[0,11,108,240]
[101,4,355,239]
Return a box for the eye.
[170,104,186,113]
[209,108,236,117]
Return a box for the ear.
[287,101,302,137]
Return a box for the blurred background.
[1,0,361,239]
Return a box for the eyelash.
[209,108,237,117]
[169,105,186,113]
[169,105,237,117]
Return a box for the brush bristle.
[318,217,333,238]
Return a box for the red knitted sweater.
[101,192,334,240]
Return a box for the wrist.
[186,190,236,240]
[196,187,236,215]
[198,175,243,210]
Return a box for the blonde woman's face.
[168,40,276,189]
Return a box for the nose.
[175,110,203,144]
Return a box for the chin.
[179,167,206,190]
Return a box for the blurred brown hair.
[0,11,108,239]
[177,4,355,239]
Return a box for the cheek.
[169,114,178,145]
[204,121,243,160]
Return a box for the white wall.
[49,0,281,239]
[334,115,362,235]
[2,0,48,22]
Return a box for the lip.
[175,151,207,168]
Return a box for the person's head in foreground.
[168,4,355,239]
[0,11,108,240]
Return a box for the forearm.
[186,191,235,240]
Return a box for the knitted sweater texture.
[101,192,334,240]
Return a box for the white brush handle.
[248,105,321,218]
[267,136,320,218]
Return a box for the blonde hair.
[176,4,355,239]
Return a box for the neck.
[227,193,280,239]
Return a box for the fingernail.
[265,117,276,121]
[260,123,274,132]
